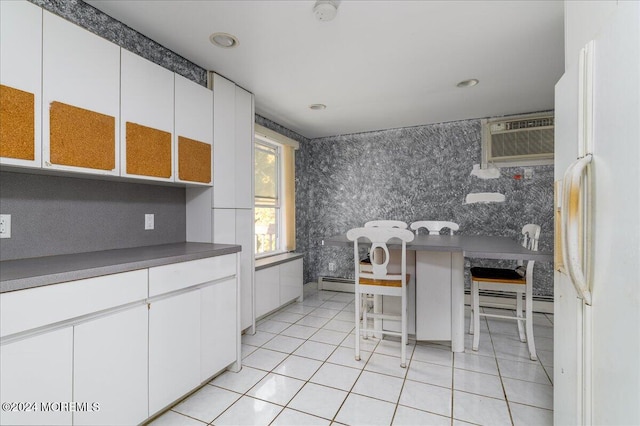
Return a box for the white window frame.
[254,136,284,258]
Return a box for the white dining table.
[322,234,553,352]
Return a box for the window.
[255,141,279,255]
[254,124,298,257]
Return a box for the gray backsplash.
[295,119,555,297]
[0,172,186,261]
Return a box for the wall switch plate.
[145,214,154,230]
[0,214,11,239]
[523,168,534,179]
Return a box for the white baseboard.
[316,277,554,314]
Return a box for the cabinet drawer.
[148,255,236,297]
[0,269,147,337]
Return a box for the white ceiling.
[86,0,564,139]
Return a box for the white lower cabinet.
[73,305,148,426]
[0,255,239,425]
[148,290,201,415]
[280,258,303,306]
[201,278,237,381]
[0,328,73,426]
[255,258,303,319]
[255,266,280,318]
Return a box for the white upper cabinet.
[213,73,237,207]
[235,86,254,209]
[120,49,175,182]
[175,74,213,186]
[0,0,42,168]
[42,11,121,176]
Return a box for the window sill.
[255,252,304,271]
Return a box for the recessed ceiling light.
[209,32,239,48]
[309,104,327,110]
[457,79,479,88]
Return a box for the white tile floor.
[149,283,553,426]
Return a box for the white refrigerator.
[554,2,640,425]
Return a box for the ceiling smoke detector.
[313,1,338,22]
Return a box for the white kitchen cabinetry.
[255,265,281,319]
[213,74,237,208]
[255,257,303,319]
[73,305,148,426]
[236,209,255,330]
[234,86,254,208]
[0,0,42,169]
[201,277,237,381]
[42,11,120,176]
[0,328,73,426]
[148,289,201,415]
[175,74,213,186]
[120,49,174,182]
[147,255,239,415]
[280,258,303,305]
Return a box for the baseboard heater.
[317,276,554,314]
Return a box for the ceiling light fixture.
[457,79,479,88]
[313,0,338,22]
[209,32,239,48]
[309,104,327,110]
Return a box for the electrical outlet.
[523,168,534,179]
[145,214,154,230]
[0,214,11,239]
[328,262,336,272]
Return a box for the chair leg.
[401,287,407,368]
[525,292,537,361]
[355,289,361,361]
[469,281,475,335]
[362,294,368,340]
[472,280,480,351]
[516,292,526,343]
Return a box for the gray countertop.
[322,234,553,262]
[1,242,242,293]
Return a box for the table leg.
[451,252,465,352]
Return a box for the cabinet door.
[213,208,236,244]
[280,259,303,305]
[148,290,201,415]
[120,49,174,182]
[0,328,73,426]
[0,0,42,168]
[175,74,213,185]
[42,11,120,176]
[255,266,280,319]
[201,278,237,381]
[73,305,148,426]
[235,86,254,208]
[236,209,255,330]
[212,74,236,208]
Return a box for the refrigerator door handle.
[561,154,593,305]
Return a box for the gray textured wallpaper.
[15,1,554,297]
[295,119,555,297]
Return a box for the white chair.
[410,220,459,235]
[469,224,541,360]
[347,226,414,367]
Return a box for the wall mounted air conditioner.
[481,113,554,168]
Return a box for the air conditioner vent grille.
[491,128,554,158]
[483,113,555,166]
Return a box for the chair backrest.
[410,220,460,235]
[364,220,408,229]
[521,224,541,251]
[347,227,414,282]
